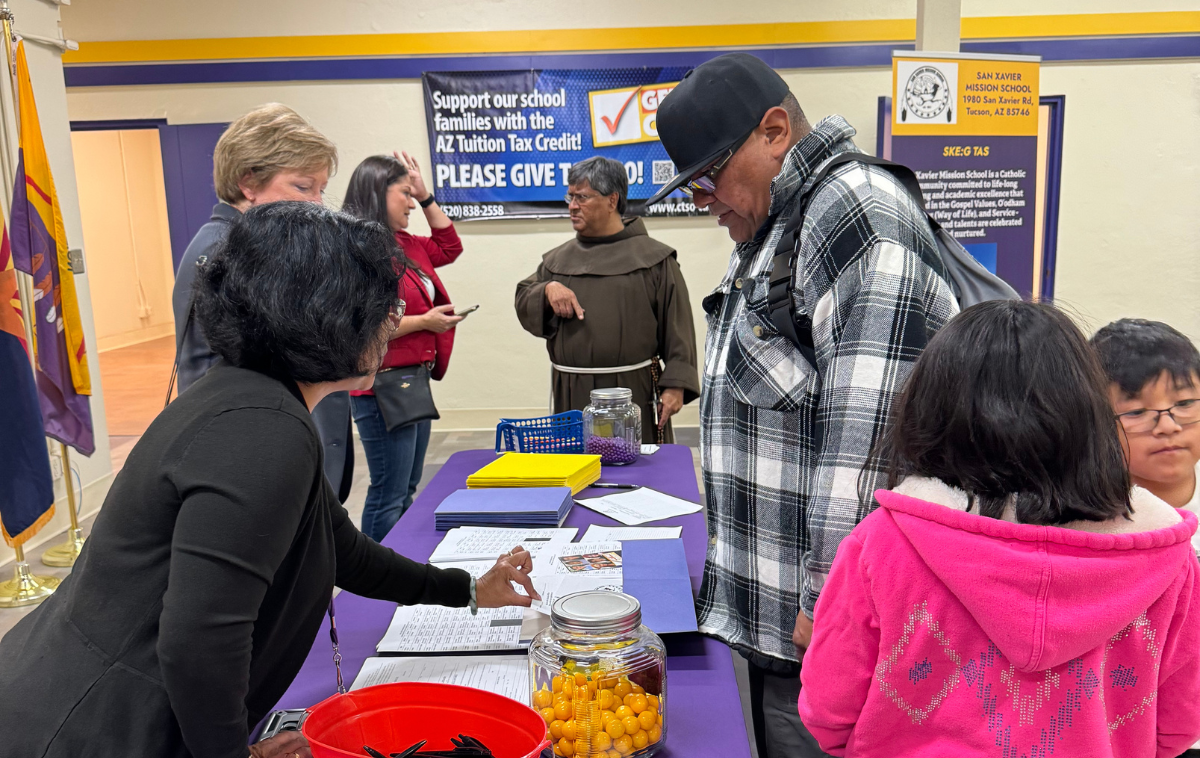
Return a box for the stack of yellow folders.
[466,453,602,495]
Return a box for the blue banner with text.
[422,68,700,220]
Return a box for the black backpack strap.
[765,151,948,362]
[765,152,868,365]
[766,208,814,365]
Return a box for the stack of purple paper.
[433,486,574,531]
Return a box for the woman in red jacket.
[342,152,464,541]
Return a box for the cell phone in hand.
[454,304,480,318]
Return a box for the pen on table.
[590,483,639,490]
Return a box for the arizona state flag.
[0,212,55,547]
[10,40,94,456]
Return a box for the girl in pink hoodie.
[798,301,1200,758]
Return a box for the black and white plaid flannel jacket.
[697,115,960,668]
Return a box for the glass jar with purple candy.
[583,387,641,465]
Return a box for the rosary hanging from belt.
[649,357,666,445]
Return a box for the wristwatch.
[419,193,436,208]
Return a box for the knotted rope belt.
[550,357,666,443]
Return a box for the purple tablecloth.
[273,445,751,757]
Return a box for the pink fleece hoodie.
[797,478,1200,758]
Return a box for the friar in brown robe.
[514,158,699,443]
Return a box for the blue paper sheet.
[622,538,698,634]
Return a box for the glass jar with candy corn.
[529,591,666,757]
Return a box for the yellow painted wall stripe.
[62,19,916,64]
[961,11,1200,40]
[62,12,1200,66]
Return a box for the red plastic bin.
[302,682,551,758]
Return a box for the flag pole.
[41,443,85,566]
[0,0,60,603]
[0,543,60,607]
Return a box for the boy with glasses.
[1093,318,1200,554]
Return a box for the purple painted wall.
[157,122,227,271]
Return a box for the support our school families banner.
[422,69,701,220]
[890,51,1041,297]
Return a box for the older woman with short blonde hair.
[169,103,358,500]
[211,102,338,207]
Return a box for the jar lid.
[590,387,633,403]
[551,591,642,635]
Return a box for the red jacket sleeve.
[797,531,880,756]
[422,224,464,268]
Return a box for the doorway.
[71,126,176,471]
[69,120,226,472]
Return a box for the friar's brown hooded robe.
[515,217,699,443]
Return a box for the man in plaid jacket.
[650,54,959,756]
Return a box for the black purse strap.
[166,251,215,409]
[164,302,193,410]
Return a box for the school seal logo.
[903,66,952,123]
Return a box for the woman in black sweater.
[0,203,537,758]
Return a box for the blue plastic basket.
[495,410,585,454]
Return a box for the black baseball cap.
[646,53,790,206]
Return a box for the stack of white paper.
[376,604,525,653]
[427,527,577,563]
[380,529,581,653]
[378,560,523,653]
[351,655,531,704]
[575,487,702,525]
[581,525,683,542]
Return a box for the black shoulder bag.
[372,363,440,431]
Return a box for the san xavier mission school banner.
[889,50,1042,297]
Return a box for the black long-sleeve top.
[0,364,470,758]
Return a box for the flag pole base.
[40,528,85,567]
[0,560,60,608]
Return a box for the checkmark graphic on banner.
[600,87,641,135]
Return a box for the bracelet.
[419,193,436,208]
[469,576,479,616]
